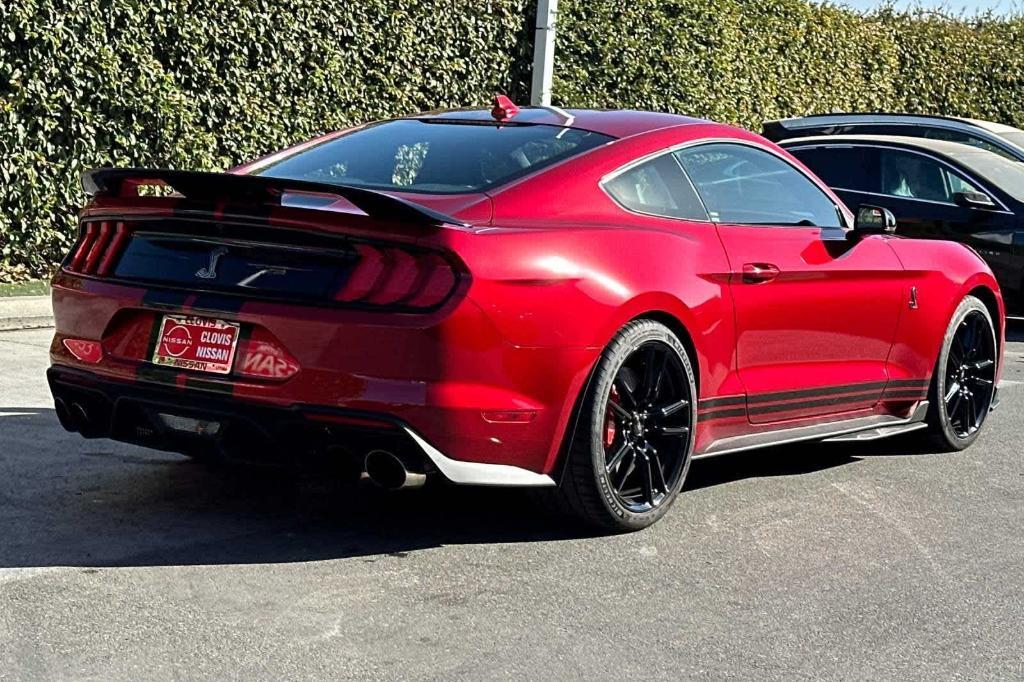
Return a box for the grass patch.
[0,280,50,297]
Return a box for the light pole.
[530,0,558,107]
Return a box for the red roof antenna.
[491,94,520,123]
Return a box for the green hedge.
[0,0,533,280]
[555,1,1024,131]
[3,0,1024,280]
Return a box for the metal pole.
[530,0,558,107]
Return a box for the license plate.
[151,315,240,375]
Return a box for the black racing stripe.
[698,382,927,422]
[190,294,246,315]
[886,378,929,388]
[697,407,747,422]
[746,381,888,405]
[145,315,164,362]
[882,389,928,400]
[183,376,234,395]
[698,395,745,409]
[135,364,180,387]
[142,289,190,309]
[748,391,881,416]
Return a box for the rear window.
[254,119,613,194]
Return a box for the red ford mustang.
[49,103,1004,531]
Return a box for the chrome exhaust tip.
[54,398,76,432]
[70,402,90,432]
[364,449,426,490]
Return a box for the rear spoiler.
[81,168,467,227]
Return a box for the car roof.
[780,133,1006,160]
[766,112,1022,134]
[408,107,708,139]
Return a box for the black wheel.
[555,319,697,532]
[923,295,998,451]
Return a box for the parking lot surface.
[2,325,1023,680]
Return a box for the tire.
[553,319,698,532]
[922,295,998,452]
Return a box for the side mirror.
[954,191,996,209]
[853,205,897,235]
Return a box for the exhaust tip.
[364,449,426,490]
[70,402,90,431]
[54,398,76,433]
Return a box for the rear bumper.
[47,366,554,487]
[49,274,599,475]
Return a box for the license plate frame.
[151,315,241,375]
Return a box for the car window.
[604,154,709,221]
[997,130,1024,156]
[878,149,979,203]
[787,146,874,192]
[255,119,613,194]
[918,128,1013,159]
[950,150,1024,203]
[674,143,844,227]
[835,124,1016,160]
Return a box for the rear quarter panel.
[437,218,737,462]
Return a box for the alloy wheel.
[602,341,693,513]
[943,310,997,439]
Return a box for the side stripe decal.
[746,380,886,405]
[698,379,929,422]
[697,395,746,409]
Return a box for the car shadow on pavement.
[0,408,921,569]
[683,431,940,492]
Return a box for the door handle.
[742,263,780,284]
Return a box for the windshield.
[956,150,1024,203]
[997,130,1024,155]
[254,119,613,194]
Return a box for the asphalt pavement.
[2,325,1023,680]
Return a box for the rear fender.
[441,222,738,469]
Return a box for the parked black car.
[765,113,1024,164]
[781,135,1024,308]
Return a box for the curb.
[0,295,54,331]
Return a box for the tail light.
[334,245,457,309]
[65,219,460,311]
[66,221,129,276]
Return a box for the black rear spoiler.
[81,168,467,227]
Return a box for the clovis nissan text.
[47,100,1004,531]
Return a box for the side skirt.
[693,401,929,460]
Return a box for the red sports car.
[49,102,1004,531]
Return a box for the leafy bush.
[3,0,1024,279]
[555,0,1024,130]
[0,0,533,279]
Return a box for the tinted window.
[604,154,709,220]
[997,130,1024,156]
[674,143,843,227]
[918,128,1011,158]
[255,120,613,194]
[878,149,979,203]
[952,150,1024,203]
[788,146,873,192]
[834,123,1017,161]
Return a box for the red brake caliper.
[605,386,619,447]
